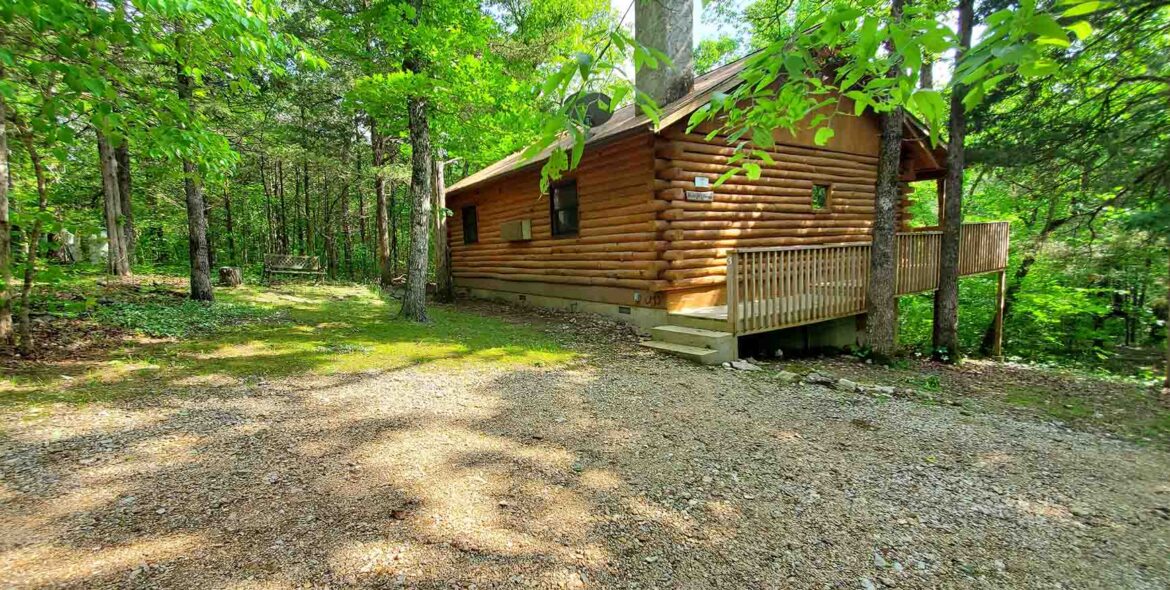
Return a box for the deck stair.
[639,324,736,365]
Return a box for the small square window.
[550,180,579,237]
[462,205,478,244]
[811,184,831,210]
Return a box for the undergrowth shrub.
[92,300,283,338]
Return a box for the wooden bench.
[263,254,325,283]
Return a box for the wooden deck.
[681,222,1010,337]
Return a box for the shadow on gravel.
[4,321,1170,588]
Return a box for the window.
[462,205,478,244]
[550,180,579,237]
[811,184,831,211]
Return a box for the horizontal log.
[660,168,874,193]
[579,220,668,237]
[452,240,670,254]
[457,250,661,263]
[660,208,873,222]
[663,266,727,281]
[453,258,667,271]
[662,275,728,289]
[667,218,872,230]
[658,132,879,166]
[664,227,872,241]
[453,271,667,291]
[581,199,667,220]
[455,265,660,280]
[657,186,875,205]
[655,147,876,180]
[667,199,875,215]
[662,237,871,259]
[656,158,875,184]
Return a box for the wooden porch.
[669,221,1011,347]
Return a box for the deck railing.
[726,221,1010,335]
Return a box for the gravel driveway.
[2,308,1169,589]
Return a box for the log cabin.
[445,4,1009,364]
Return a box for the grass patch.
[2,277,573,409]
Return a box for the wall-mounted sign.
[684,190,714,202]
[694,176,710,188]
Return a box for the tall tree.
[371,121,394,288]
[96,132,131,277]
[400,0,434,322]
[433,152,453,303]
[932,0,975,361]
[175,32,213,302]
[864,0,907,359]
[0,55,11,345]
[401,88,434,321]
[115,140,135,263]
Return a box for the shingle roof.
[446,55,751,195]
[446,53,946,194]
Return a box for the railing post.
[726,253,738,334]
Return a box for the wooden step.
[651,325,734,349]
[666,312,732,332]
[638,340,722,364]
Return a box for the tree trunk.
[15,123,48,355]
[176,58,214,302]
[433,153,454,303]
[357,152,368,247]
[278,159,288,254]
[341,179,353,279]
[304,160,313,256]
[218,266,242,287]
[931,0,974,362]
[865,0,907,360]
[1164,250,1169,392]
[401,94,433,321]
[97,132,131,277]
[0,61,12,345]
[260,155,275,254]
[115,140,135,263]
[223,184,236,263]
[371,117,394,288]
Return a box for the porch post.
[992,269,1006,359]
[726,253,738,334]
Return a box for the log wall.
[447,107,919,313]
[655,116,913,309]
[447,133,666,305]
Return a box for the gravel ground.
[2,304,1170,589]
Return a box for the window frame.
[811,183,833,212]
[461,205,479,244]
[549,179,580,238]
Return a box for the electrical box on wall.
[500,219,532,241]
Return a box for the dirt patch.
[773,354,1170,447]
[2,297,1169,589]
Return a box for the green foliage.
[91,299,283,338]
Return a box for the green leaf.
[1066,20,1093,41]
[744,162,762,180]
[1062,1,1113,17]
[751,127,775,149]
[910,90,946,127]
[813,127,835,146]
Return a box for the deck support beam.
[992,269,1006,360]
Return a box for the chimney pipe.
[635,0,694,111]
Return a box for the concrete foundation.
[461,286,669,330]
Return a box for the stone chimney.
[635,0,694,110]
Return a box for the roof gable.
[448,54,945,195]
